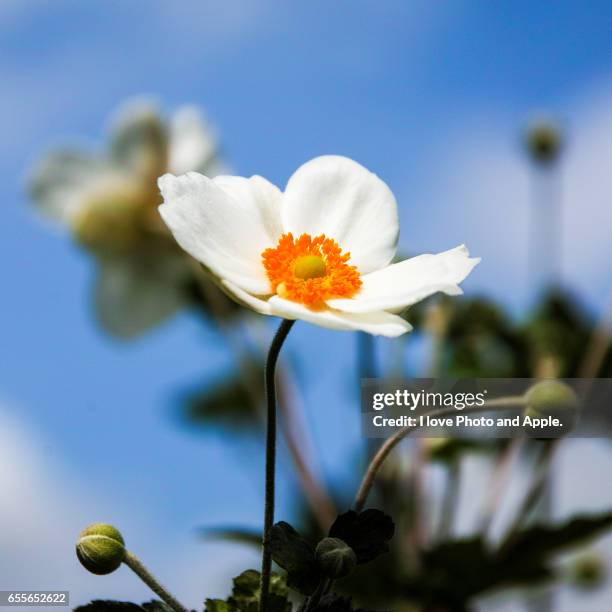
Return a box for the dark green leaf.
[232,569,262,599]
[501,511,612,563]
[181,369,263,432]
[401,512,612,608]
[141,603,174,612]
[426,438,495,463]
[74,603,144,612]
[205,600,234,612]
[209,570,291,612]
[198,526,262,548]
[329,510,395,564]
[270,522,319,595]
[75,601,173,612]
[311,594,377,612]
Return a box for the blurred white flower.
[29,100,224,339]
[158,155,479,337]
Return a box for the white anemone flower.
[158,156,480,337]
[29,100,224,339]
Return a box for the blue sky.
[2,1,612,607]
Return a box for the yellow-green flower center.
[293,255,327,280]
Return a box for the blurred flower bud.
[569,553,607,590]
[524,380,579,418]
[423,301,451,338]
[76,523,126,575]
[525,119,563,164]
[315,537,357,579]
[71,183,155,252]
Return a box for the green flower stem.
[303,578,332,612]
[353,396,527,512]
[123,551,188,612]
[438,457,460,541]
[260,318,295,612]
[499,438,560,551]
[478,436,525,535]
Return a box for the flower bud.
[525,120,563,164]
[76,523,126,575]
[315,537,357,579]
[568,553,607,590]
[524,380,579,418]
[71,182,154,253]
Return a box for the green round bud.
[569,553,606,590]
[315,537,357,579]
[525,120,563,164]
[524,380,579,417]
[76,523,126,575]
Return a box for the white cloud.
[0,403,258,609]
[403,83,612,312]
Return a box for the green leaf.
[205,599,235,612]
[75,601,172,612]
[270,521,320,594]
[401,512,612,608]
[181,369,263,432]
[198,526,262,547]
[311,594,378,612]
[328,510,395,564]
[232,569,262,599]
[209,570,291,612]
[501,512,612,563]
[426,438,495,464]
[74,603,144,612]
[141,603,174,612]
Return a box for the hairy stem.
[478,437,525,536]
[500,439,560,550]
[260,319,295,612]
[123,551,188,612]
[353,396,526,512]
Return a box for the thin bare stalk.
[578,291,612,382]
[260,319,295,612]
[478,437,526,536]
[438,458,460,541]
[354,397,526,512]
[123,551,188,612]
[500,439,560,548]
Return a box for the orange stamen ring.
[262,233,362,310]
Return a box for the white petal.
[94,248,189,339]
[168,106,219,175]
[220,279,272,315]
[327,245,480,313]
[28,151,128,223]
[282,156,398,274]
[267,296,412,337]
[109,100,166,177]
[158,172,282,295]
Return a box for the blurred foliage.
[180,360,264,432]
[269,510,394,597]
[331,512,612,610]
[180,289,612,437]
[198,526,263,547]
[176,288,612,610]
[75,601,172,611]
[205,570,291,612]
[408,288,612,378]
